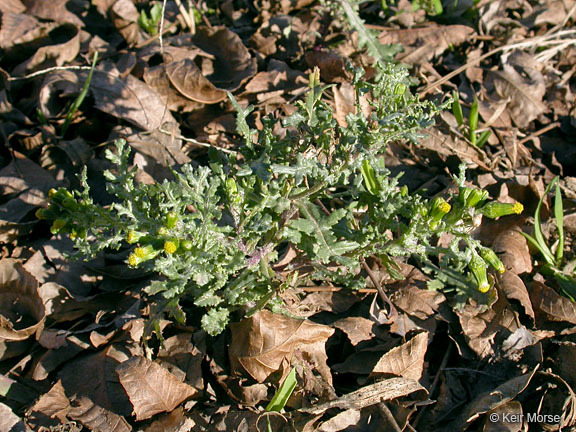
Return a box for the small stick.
[361,257,398,324]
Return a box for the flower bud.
[478,201,523,219]
[428,197,451,229]
[480,248,505,274]
[50,219,67,235]
[165,211,178,229]
[180,240,193,251]
[469,254,490,293]
[133,244,159,262]
[459,187,489,208]
[126,230,146,244]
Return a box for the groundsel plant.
[37,63,523,336]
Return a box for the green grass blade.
[554,178,564,264]
[469,96,479,136]
[452,91,464,127]
[61,51,98,137]
[265,367,297,412]
[476,129,491,148]
[532,179,557,266]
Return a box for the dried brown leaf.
[497,272,534,320]
[389,268,444,320]
[143,65,203,112]
[379,24,475,65]
[165,58,227,104]
[484,401,523,431]
[109,0,142,46]
[59,345,134,417]
[24,0,84,27]
[419,126,491,170]
[464,368,537,425]
[27,380,70,427]
[91,65,176,131]
[229,310,334,384]
[0,259,45,341]
[317,409,361,432]
[0,12,38,49]
[457,295,520,359]
[492,228,532,274]
[370,332,428,381]
[12,23,80,75]
[0,0,25,13]
[157,333,204,390]
[0,402,27,432]
[69,396,132,432]
[0,152,57,242]
[487,52,547,128]
[193,26,257,91]
[143,407,195,432]
[304,49,349,83]
[530,281,576,325]
[117,356,197,421]
[332,317,375,346]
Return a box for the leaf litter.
[0,0,575,430]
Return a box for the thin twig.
[158,128,238,155]
[412,343,453,428]
[299,285,377,293]
[378,402,403,432]
[360,257,398,324]
[8,65,93,81]
[159,0,167,55]
[518,121,561,145]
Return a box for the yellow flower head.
[164,240,178,255]
[128,253,140,267]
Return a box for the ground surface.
[1,0,576,431]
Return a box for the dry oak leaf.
[0,258,45,341]
[229,310,334,384]
[530,281,576,325]
[116,356,197,421]
[486,51,547,128]
[370,331,428,381]
[378,24,474,65]
[68,396,132,432]
[492,228,532,274]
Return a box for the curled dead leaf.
[116,356,197,421]
[229,310,334,384]
[457,294,520,359]
[12,23,80,75]
[530,281,576,325]
[370,332,429,381]
[0,258,45,341]
[492,228,532,274]
[497,271,534,320]
[193,26,257,92]
[69,396,133,432]
[165,58,227,104]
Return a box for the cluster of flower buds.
[125,212,194,268]
[35,188,87,239]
